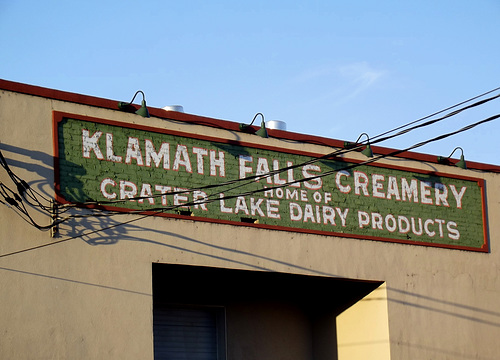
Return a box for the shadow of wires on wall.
[3,143,498,338]
[0,143,57,216]
[387,287,500,328]
[58,209,339,276]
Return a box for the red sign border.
[53,111,490,253]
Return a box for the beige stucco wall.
[337,283,391,360]
[1,87,499,359]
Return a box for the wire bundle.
[0,87,499,258]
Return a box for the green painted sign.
[55,114,488,251]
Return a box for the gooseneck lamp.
[344,132,373,158]
[239,113,268,138]
[437,147,467,169]
[117,90,150,118]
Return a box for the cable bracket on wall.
[50,200,59,238]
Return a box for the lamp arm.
[249,112,264,127]
[240,113,265,131]
[355,132,370,144]
[127,90,145,105]
[447,146,464,159]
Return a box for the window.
[153,264,226,359]
[153,305,226,360]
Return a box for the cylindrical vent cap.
[163,105,184,112]
[266,120,287,131]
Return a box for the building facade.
[1,79,499,359]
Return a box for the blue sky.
[1,1,499,165]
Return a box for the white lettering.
[401,178,418,202]
[100,178,116,199]
[266,199,280,219]
[106,133,122,162]
[358,211,370,228]
[82,129,103,159]
[145,140,169,169]
[447,221,460,240]
[354,171,369,196]
[323,206,335,225]
[303,204,315,222]
[256,157,272,184]
[273,160,286,185]
[250,198,265,217]
[125,137,144,166]
[138,183,154,204]
[219,193,233,213]
[234,196,249,215]
[424,219,435,237]
[420,181,433,205]
[290,202,302,221]
[386,176,400,200]
[239,155,253,179]
[172,145,192,172]
[336,208,349,227]
[155,185,171,206]
[287,161,300,187]
[450,185,467,209]
[120,180,137,200]
[302,164,322,190]
[372,174,385,199]
[398,216,410,233]
[372,213,383,230]
[193,191,208,210]
[192,147,208,174]
[336,170,351,193]
[210,150,225,177]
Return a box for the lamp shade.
[255,120,268,138]
[456,155,467,169]
[345,133,373,157]
[438,147,467,169]
[118,90,149,118]
[361,144,373,158]
[135,100,150,118]
[239,113,268,138]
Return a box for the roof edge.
[1,78,499,173]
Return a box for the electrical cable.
[82,111,500,213]
[1,88,499,234]
[2,86,500,213]
[0,181,48,229]
[7,111,499,230]
[370,86,500,142]
[53,90,500,208]
[0,111,499,258]
[0,150,53,211]
[0,211,154,259]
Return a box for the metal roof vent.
[266,120,287,131]
[163,105,184,112]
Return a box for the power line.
[2,86,498,221]
[1,111,498,259]
[370,86,500,142]
[55,90,500,208]
[1,88,500,230]
[0,212,153,259]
